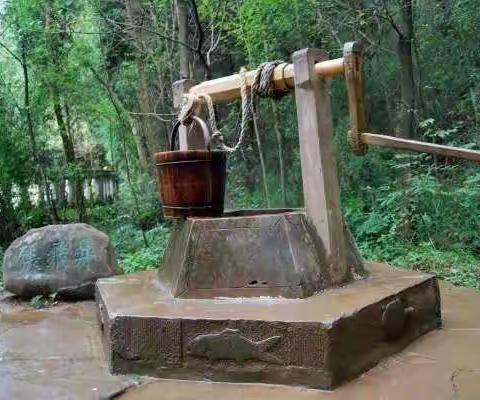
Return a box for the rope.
[347,129,367,155]
[251,61,289,100]
[178,93,201,125]
[209,67,250,152]
[177,61,289,153]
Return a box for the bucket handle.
[170,116,212,151]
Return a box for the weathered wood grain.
[292,48,349,285]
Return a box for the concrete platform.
[96,263,441,389]
[1,275,480,399]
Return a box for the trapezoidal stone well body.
[158,210,366,299]
[96,211,441,390]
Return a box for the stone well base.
[96,263,441,390]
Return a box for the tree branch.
[187,0,210,79]
[381,0,404,38]
[0,41,22,64]
[102,16,197,53]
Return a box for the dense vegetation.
[0,0,479,289]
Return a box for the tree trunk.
[138,61,164,153]
[397,0,416,139]
[130,115,151,171]
[0,185,19,247]
[252,113,271,208]
[20,42,59,222]
[54,101,85,222]
[395,0,416,239]
[64,103,75,143]
[176,0,191,79]
[124,0,164,159]
[90,65,151,172]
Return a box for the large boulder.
[3,223,118,299]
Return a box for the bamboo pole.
[188,58,344,103]
[360,133,480,162]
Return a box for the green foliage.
[28,293,58,309]
[393,244,480,289]
[104,219,170,274]
[17,205,52,231]
[238,0,317,64]
[344,159,480,250]
[117,225,171,274]
[88,188,170,275]
[360,241,480,290]
[343,148,480,289]
[117,174,164,228]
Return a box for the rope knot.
[209,131,225,150]
[178,93,202,125]
[348,130,368,155]
[252,61,290,100]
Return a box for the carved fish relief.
[187,328,283,364]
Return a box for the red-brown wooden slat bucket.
[155,150,226,218]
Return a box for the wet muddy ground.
[1,280,479,399]
[0,295,139,399]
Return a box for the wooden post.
[172,79,205,150]
[343,42,367,155]
[292,48,349,284]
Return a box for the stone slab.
[0,298,138,400]
[96,263,441,389]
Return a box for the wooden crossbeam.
[360,133,480,162]
[188,58,345,103]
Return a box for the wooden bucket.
[155,117,226,218]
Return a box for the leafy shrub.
[17,205,51,231]
[116,173,163,227]
[88,198,170,275]
[360,241,480,289]
[88,205,117,230]
[345,169,480,251]
[393,243,480,289]
[116,224,170,274]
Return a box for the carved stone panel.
[111,317,182,366]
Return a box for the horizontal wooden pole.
[189,58,345,103]
[361,133,480,162]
